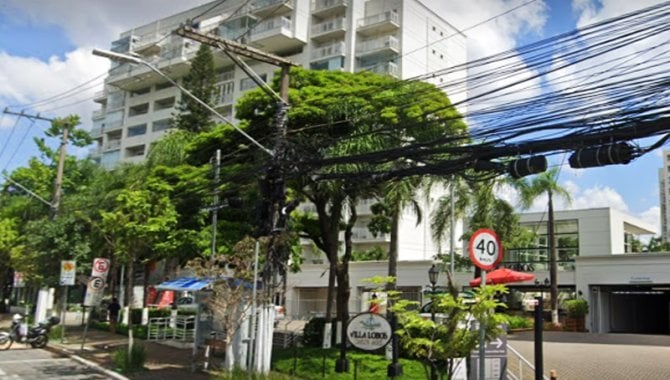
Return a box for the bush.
[564,299,588,318]
[113,344,147,373]
[500,314,533,330]
[48,325,63,340]
[91,321,148,339]
[302,318,338,348]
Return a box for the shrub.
[302,317,338,348]
[500,314,533,329]
[564,299,588,318]
[48,325,63,340]
[113,344,147,373]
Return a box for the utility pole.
[210,149,221,272]
[176,26,296,297]
[2,109,70,218]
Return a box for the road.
[0,347,111,379]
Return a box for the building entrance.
[592,285,670,334]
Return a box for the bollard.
[354,359,359,380]
[322,351,327,377]
[550,369,558,379]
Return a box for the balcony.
[311,17,346,42]
[93,90,107,103]
[104,43,197,91]
[311,41,346,61]
[356,36,399,58]
[357,11,399,37]
[92,109,105,120]
[351,227,389,242]
[360,61,399,78]
[250,16,306,52]
[251,0,294,18]
[103,140,121,152]
[312,0,348,18]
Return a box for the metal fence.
[147,315,196,342]
[506,344,549,380]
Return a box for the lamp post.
[91,49,272,156]
[428,264,439,380]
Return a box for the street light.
[428,264,439,380]
[91,48,273,156]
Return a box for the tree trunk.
[126,254,135,353]
[548,191,559,325]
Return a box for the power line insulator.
[569,143,634,169]
[507,155,547,178]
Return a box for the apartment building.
[90,0,468,260]
[91,0,466,168]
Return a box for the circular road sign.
[88,276,106,290]
[468,228,503,271]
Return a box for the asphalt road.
[0,347,110,380]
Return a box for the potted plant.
[563,299,588,332]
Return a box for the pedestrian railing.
[148,315,196,342]
[507,344,549,380]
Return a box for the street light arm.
[92,49,274,157]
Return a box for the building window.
[127,124,147,137]
[310,57,344,71]
[154,97,175,111]
[125,145,145,158]
[129,87,151,97]
[152,119,171,132]
[128,103,149,116]
[240,74,267,91]
[155,81,173,91]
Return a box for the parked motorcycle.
[0,314,60,350]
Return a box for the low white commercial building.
[286,207,668,335]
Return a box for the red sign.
[91,258,111,279]
[468,228,503,271]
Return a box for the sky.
[0,0,666,235]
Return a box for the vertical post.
[210,149,221,271]
[534,295,544,380]
[430,283,437,380]
[479,270,487,380]
[248,240,260,371]
[50,123,69,219]
[60,286,68,343]
[450,177,456,275]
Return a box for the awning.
[156,277,214,292]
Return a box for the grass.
[272,347,428,380]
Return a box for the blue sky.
[0,0,666,234]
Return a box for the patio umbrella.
[469,268,535,287]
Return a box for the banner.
[60,260,76,286]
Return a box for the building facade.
[659,149,670,242]
[285,207,667,335]
[91,0,466,169]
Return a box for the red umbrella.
[469,268,535,287]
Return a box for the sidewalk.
[1,314,213,380]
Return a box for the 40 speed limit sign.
[468,228,503,270]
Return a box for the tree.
[392,273,506,379]
[516,167,571,325]
[231,67,466,365]
[646,236,670,252]
[172,44,217,133]
[431,176,526,277]
[100,177,178,352]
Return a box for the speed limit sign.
[468,228,503,270]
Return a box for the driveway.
[0,347,111,379]
[508,331,670,379]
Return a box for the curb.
[45,344,129,380]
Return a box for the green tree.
[100,177,178,351]
[172,44,217,133]
[516,167,571,325]
[392,273,506,379]
[646,236,670,252]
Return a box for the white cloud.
[0,48,109,131]
[2,0,213,48]
[639,206,660,234]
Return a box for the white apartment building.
[90,0,468,261]
[91,0,467,168]
[659,149,670,241]
[286,207,670,335]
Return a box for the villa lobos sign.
[346,312,392,351]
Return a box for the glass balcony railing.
[311,41,345,60]
[311,17,346,37]
[357,11,399,29]
[356,36,399,55]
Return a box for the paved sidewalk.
[1,314,213,380]
[508,331,670,379]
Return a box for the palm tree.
[516,167,571,325]
[432,176,521,277]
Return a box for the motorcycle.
[0,314,60,350]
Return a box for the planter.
[564,316,585,332]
